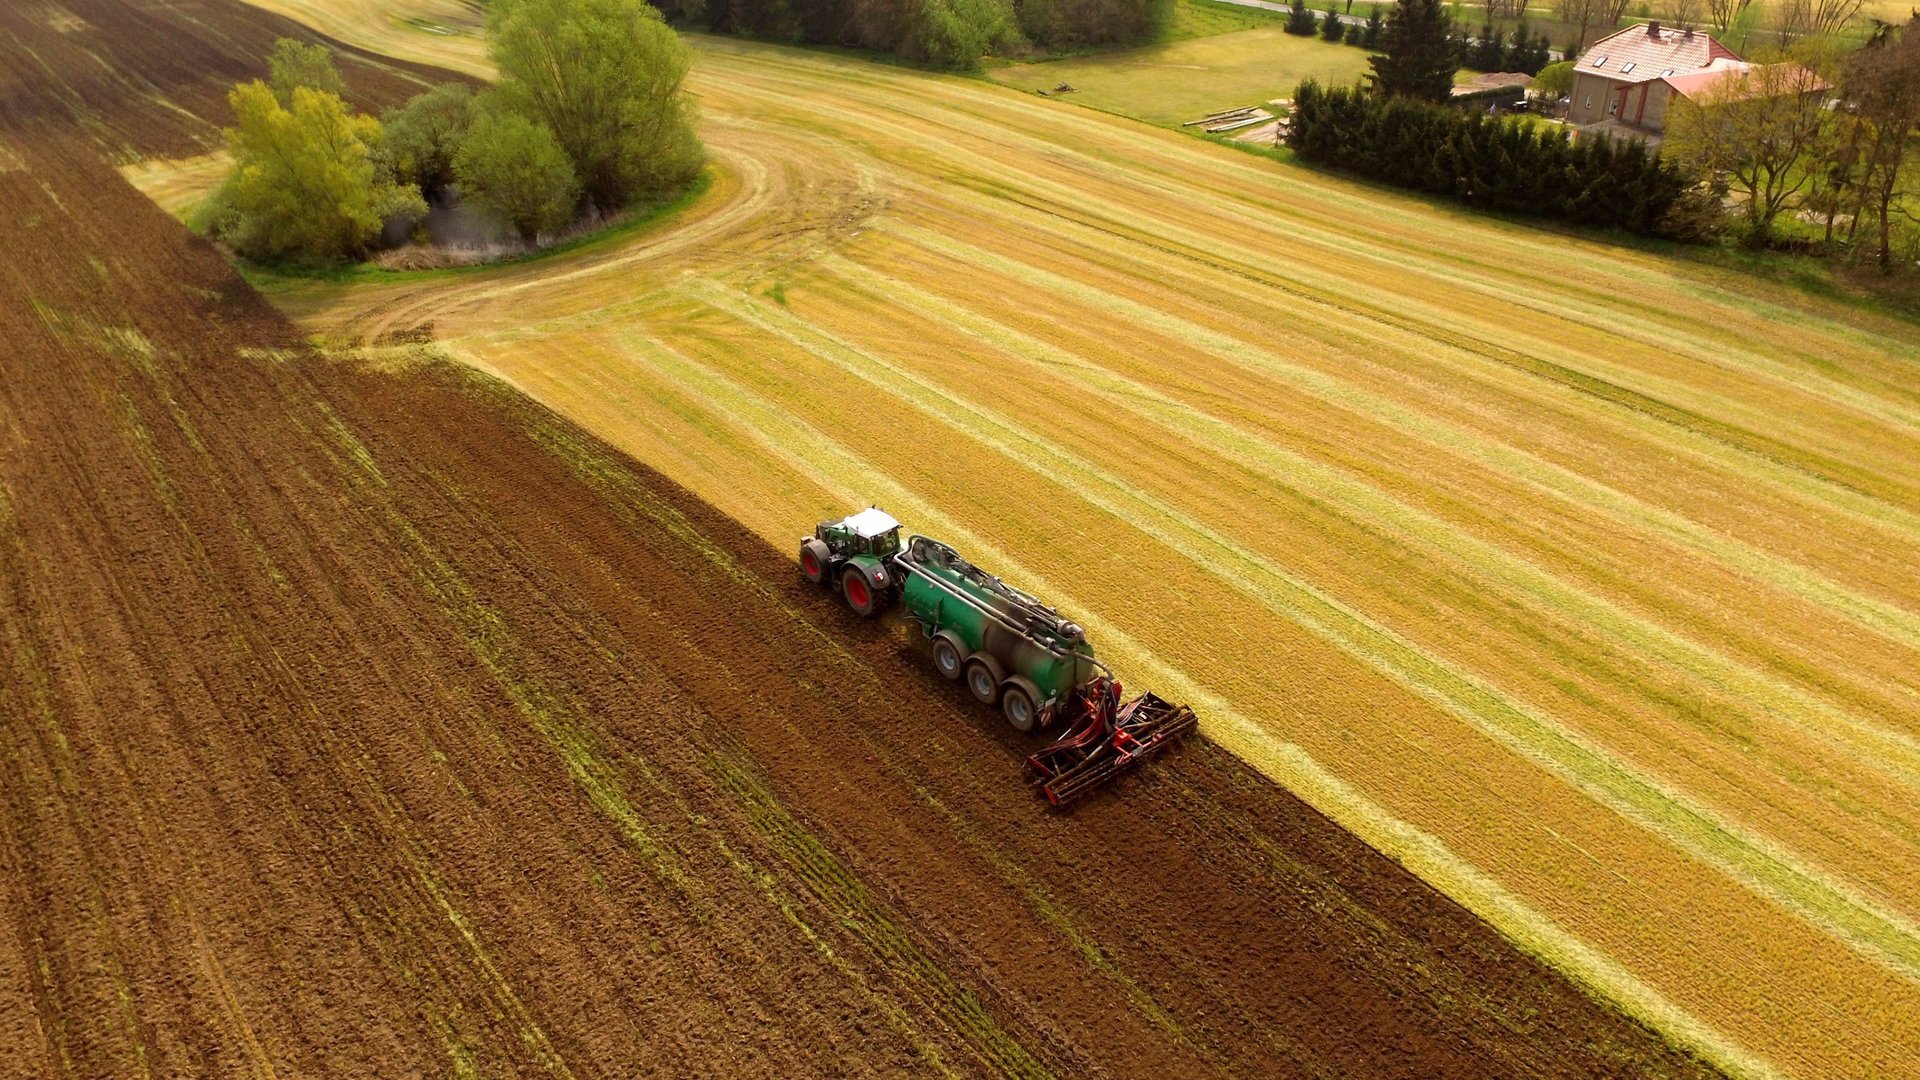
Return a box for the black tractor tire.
[799,539,832,585]
[841,566,882,617]
[1001,683,1038,733]
[931,634,965,681]
[964,655,1005,706]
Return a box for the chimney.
[1683,25,1694,37]
[1648,20,1662,36]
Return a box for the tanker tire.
[964,656,1004,706]
[931,635,965,681]
[1001,684,1037,733]
[841,567,881,617]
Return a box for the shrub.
[382,83,476,196]
[1285,3,1318,35]
[213,80,424,263]
[453,112,580,245]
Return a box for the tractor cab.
[818,506,902,559]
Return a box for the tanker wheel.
[841,567,880,617]
[931,636,965,681]
[800,544,826,584]
[964,658,1002,706]
[1001,685,1037,733]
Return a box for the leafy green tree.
[267,38,347,106]
[1321,3,1347,40]
[382,83,476,196]
[1285,2,1318,34]
[486,0,704,210]
[1369,0,1458,100]
[454,112,580,245]
[215,80,424,262]
[1531,60,1574,99]
[902,0,1016,68]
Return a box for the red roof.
[1575,23,1740,85]
[1663,59,1827,100]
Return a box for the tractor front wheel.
[841,567,881,617]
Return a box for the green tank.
[895,535,1099,733]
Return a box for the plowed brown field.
[0,1,1714,1077]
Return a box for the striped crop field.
[220,5,1920,1076]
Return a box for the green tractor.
[799,508,1197,806]
[798,507,902,617]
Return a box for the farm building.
[1566,22,1740,137]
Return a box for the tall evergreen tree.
[1369,0,1458,100]
[1361,4,1385,46]
[1285,2,1318,34]
[1321,2,1347,40]
[1469,20,1505,69]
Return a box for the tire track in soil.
[0,0,1720,1076]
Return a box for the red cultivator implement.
[1028,678,1197,807]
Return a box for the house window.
[1591,55,1609,67]
[1584,95,1594,108]
[1660,68,1675,76]
[1621,61,1636,73]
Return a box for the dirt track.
[0,1,1718,1076]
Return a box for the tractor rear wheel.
[841,567,881,617]
[931,635,964,680]
[800,540,830,584]
[964,656,1004,706]
[1001,684,1037,733]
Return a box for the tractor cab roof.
[840,507,901,539]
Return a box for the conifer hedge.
[1286,80,1694,236]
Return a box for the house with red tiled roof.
[1567,22,1741,135]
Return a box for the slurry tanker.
[800,508,1196,806]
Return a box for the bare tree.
[1661,0,1704,28]
[1773,0,1862,45]
[1665,47,1835,244]
[1704,0,1752,31]
[1560,0,1608,54]
[1839,20,1920,270]
[1487,0,1531,19]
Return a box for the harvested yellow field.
[225,5,1920,1077]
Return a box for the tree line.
[649,0,1174,67]
[207,0,703,264]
